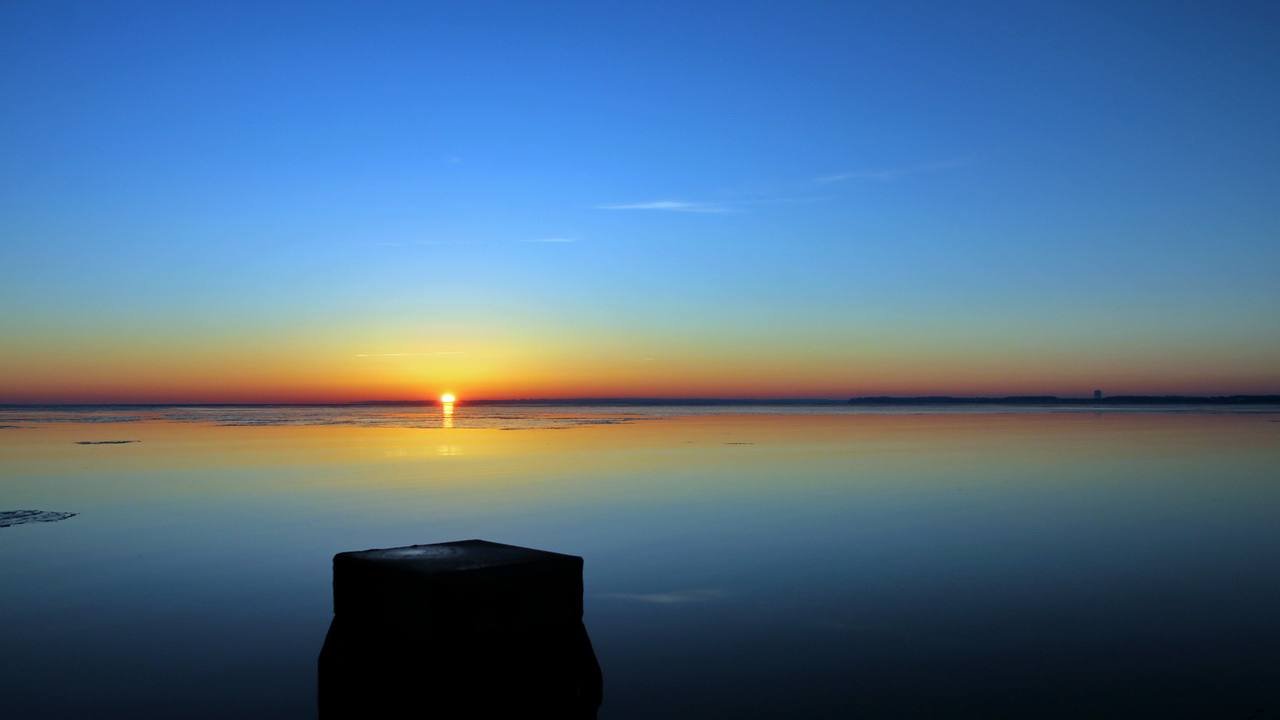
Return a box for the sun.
[440,393,456,403]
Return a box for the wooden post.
[319,540,603,718]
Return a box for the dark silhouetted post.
[319,539,602,719]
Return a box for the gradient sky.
[2,1,1278,402]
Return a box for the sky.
[2,1,1278,403]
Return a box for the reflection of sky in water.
[1,412,1278,718]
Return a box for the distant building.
[1094,390,1103,401]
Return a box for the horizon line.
[4,394,1280,408]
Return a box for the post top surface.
[335,539,581,575]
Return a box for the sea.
[2,403,1278,719]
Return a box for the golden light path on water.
[440,394,457,428]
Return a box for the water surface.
[2,408,1277,718]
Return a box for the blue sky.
[2,1,1278,401]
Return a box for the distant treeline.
[846,395,1280,405]
[359,396,1280,407]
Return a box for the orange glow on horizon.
[2,334,1277,403]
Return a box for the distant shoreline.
[3,395,1279,408]
[845,395,1280,406]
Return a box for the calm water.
[1,406,1278,719]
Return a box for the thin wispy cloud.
[355,352,466,357]
[816,157,973,183]
[520,237,577,243]
[593,161,968,215]
[595,200,730,213]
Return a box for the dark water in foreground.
[1,407,1278,718]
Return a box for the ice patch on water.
[600,589,728,604]
[0,510,78,527]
